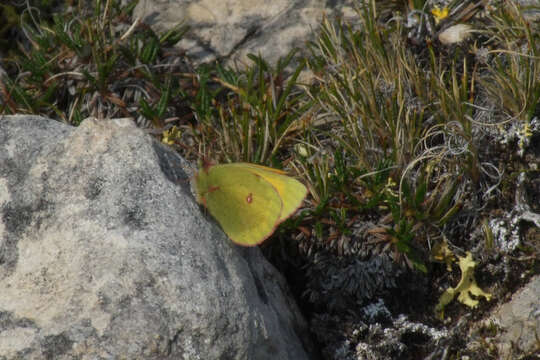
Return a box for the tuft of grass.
[262,0,537,273]
[0,0,192,127]
[294,2,472,270]
[480,2,540,131]
[182,51,314,165]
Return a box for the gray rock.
[491,275,540,358]
[0,115,314,359]
[517,0,540,22]
[134,0,358,67]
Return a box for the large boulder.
[0,115,314,359]
[490,275,540,358]
[134,0,357,67]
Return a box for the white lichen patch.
[361,299,391,323]
[490,218,519,252]
[497,116,539,158]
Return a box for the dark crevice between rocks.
[219,24,262,64]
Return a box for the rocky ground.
[0,0,539,359]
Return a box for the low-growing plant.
[0,0,192,127]
[186,51,313,165]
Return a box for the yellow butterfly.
[195,163,308,246]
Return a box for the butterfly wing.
[196,164,283,246]
[231,163,308,222]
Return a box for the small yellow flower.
[518,122,532,150]
[521,122,533,138]
[384,177,398,198]
[431,6,449,24]
[162,126,181,145]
